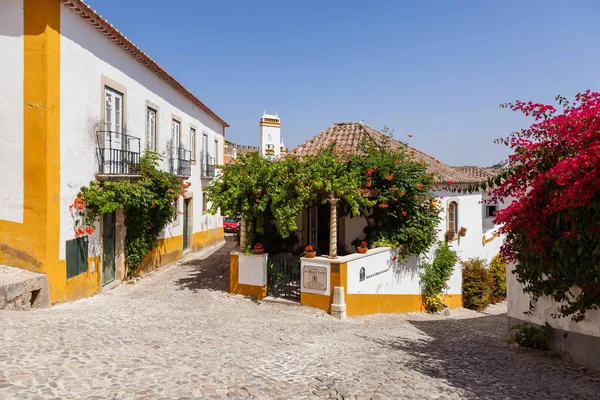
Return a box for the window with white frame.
[146,107,157,151]
[485,204,498,218]
[214,139,219,164]
[202,133,208,161]
[190,128,196,161]
[447,201,458,232]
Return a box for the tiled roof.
[62,0,229,128]
[452,166,494,180]
[290,122,480,184]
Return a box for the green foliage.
[420,242,458,313]
[208,131,440,259]
[462,258,493,311]
[508,323,554,351]
[78,151,185,275]
[489,254,507,302]
[352,133,441,258]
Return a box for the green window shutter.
[66,237,89,279]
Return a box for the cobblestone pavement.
[1,237,600,400]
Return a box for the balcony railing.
[202,155,216,178]
[96,131,141,176]
[169,147,192,178]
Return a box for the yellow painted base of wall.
[141,227,224,274]
[300,292,331,313]
[345,293,463,316]
[229,254,267,300]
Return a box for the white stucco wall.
[58,5,225,258]
[0,0,24,223]
[238,253,267,286]
[507,263,600,337]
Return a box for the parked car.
[223,218,239,233]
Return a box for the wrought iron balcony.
[202,155,216,178]
[169,147,192,178]
[96,131,141,176]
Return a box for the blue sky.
[86,0,599,166]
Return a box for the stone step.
[0,265,49,310]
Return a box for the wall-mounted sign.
[303,265,327,290]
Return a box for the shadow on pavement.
[174,235,236,293]
[367,314,600,400]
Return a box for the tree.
[474,91,600,321]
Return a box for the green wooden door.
[102,212,116,285]
[183,199,190,250]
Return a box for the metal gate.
[267,253,301,301]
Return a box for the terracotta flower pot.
[254,248,264,254]
[305,251,316,258]
[357,247,367,254]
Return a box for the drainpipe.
[329,197,339,259]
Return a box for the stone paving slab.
[1,238,599,399]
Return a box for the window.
[172,197,180,226]
[172,120,181,149]
[190,128,196,161]
[214,139,219,164]
[146,107,157,151]
[485,205,498,218]
[202,133,208,160]
[447,201,458,232]
[104,87,123,133]
[66,237,88,279]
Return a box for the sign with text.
[303,265,327,290]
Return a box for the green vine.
[420,242,458,312]
[73,151,187,275]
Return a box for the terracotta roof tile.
[452,166,494,180]
[290,122,480,184]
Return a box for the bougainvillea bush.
[474,91,600,321]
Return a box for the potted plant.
[445,229,456,242]
[459,226,467,237]
[304,245,316,258]
[253,242,264,254]
[357,240,368,254]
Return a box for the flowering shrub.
[469,91,600,321]
[358,241,368,249]
[489,254,507,302]
[254,243,263,249]
[461,258,492,311]
[76,151,187,275]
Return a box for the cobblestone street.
[1,238,599,400]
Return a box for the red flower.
[365,183,372,188]
[75,227,84,236]
[305,245,313,252]
[374,166,378,169]
[387,175,393,181]
[256,198,260,203]
[395,160,401,164]
[361,241,367,246]
[85,226,95,235]
[392,255,398,261]
[391,187,397,191]
[417,183,423,189]
[446,180,455,185]
[393,197,398,201]
[402,210,407,216]
[367,168,373,176]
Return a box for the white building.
[287,122,505,315]
[0,0,227,303]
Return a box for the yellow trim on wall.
[300,292,330,312]
[259,122,281,128]
[229,254,267,299]
[191,227,224,252]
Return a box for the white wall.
[58,5,225,258]
[260,123,281,158]
[238,254,267,286]
[507,263,600,337]
[0,0,24,223]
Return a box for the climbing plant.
[208,129,440,259]
[420,242,458,312]
[72,151,188,275]
[461,91,600,321]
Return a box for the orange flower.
[374,166,378,169]
[391,187,397,191]
[147,224,152,230]
[393,197,398,201]
[402,210,407,216]
[387,175,393,181]
[400,191,405,196]
[365,183,372,188]
[75,227,84,236]
[446,180,455,185]
[85,226,95,235]
[392,255,398,261]
[367,168,373,176]
[395,160,401,164]
[417,183,423,189]
[256,198,260,203]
